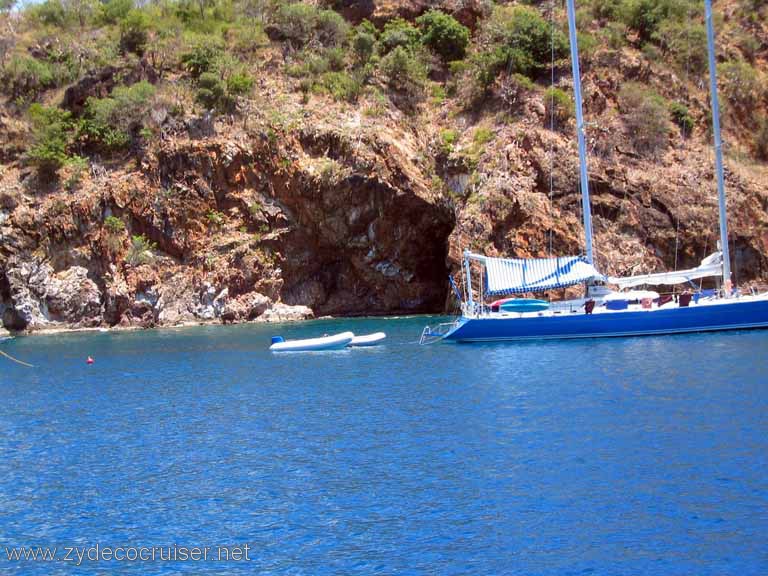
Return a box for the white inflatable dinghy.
[348,332,386,347]
[269,331,354,352]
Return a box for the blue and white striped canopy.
[477,255,603,296]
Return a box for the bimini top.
[466,252,603,296]
[607,252,723,289]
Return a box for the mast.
[463,250,473,308]
[704,0,732,289]
[565,0,594,265]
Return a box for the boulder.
[221,292,271,323]
[103,269,131,325]
[2,260,102,329]
[3,259,52,329]
[197,283,228,320]
[45,267,102,326]
[257,303,314,323]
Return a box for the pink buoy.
[86,356,94,365]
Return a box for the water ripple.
[0,319,767,575]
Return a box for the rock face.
[258,303,314,323]
[147,126,454,317]
[0,117,454,332]
[2,260,101,329]
[444,103,768,290]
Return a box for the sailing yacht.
[422,0,768,343]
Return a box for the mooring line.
[0,349,34,368]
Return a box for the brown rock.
[257,303,314,323]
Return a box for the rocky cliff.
[0,101,454,330]
[0,0,766,332]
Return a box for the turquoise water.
[1,318,767,575]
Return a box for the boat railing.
[419,320,459,345]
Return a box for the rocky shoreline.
[0,266,317,336]
[0,305,318,337]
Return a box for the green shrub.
[578,31,599,63]
[120,10,150,55]
[544,87,572,126]
[86,81,156,124]
[416,9,470,62]
[619,82,669,154]
[196,72,227,110]
[641,42,661,61]
[430,82,446,104]
[473,126,493,146]
[380,45,427,106]
[590,0,623,20]
[352,29,376,64]
[125,234,155,266]
[380,18,421,54]
[181,41,223,78]
[737,32,760,63]
[227,23,269,54]
[98,0,132,24]
[669,101,694,137]
[622,0,696,43]
[276,2,317,48]
[31,0,68,26]
[463,49,507,97]
[227,72,254,96]
[25,104,75,176]
[439,128,458,153]
[324,46,346,71]
[2,55,55,100]
[718,60,761,112]
[467,4,568,94]
[80,81,156,149]
[601,21,628,49]
[318,71,362,103]
[77,118,131,150]
[654,21,707,75]
[275,4,347,49]
[206,210,225,228]
[194,68,254,110]
[315,9,349,47]
[104,215,126,234]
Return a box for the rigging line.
[0,349,34,368]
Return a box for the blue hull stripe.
[445,300,768,342]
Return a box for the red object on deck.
[86,356,94,364]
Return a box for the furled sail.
[607,252,723,289]
[468,253,603,296]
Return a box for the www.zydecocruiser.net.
[4,544,253,566]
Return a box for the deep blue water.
[0,318,767,575]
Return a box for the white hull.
[270,331,354,351]
[348,332,386,347]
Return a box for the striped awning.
[470,254,603,296]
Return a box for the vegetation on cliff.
[0,0,767,330]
